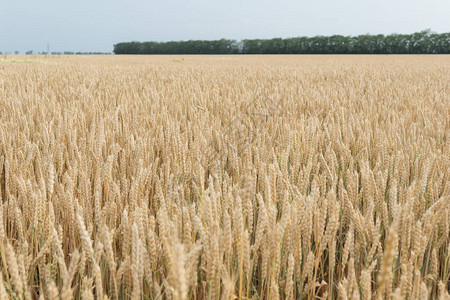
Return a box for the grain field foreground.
[0,55,449,299]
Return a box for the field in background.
[0,55,449,299]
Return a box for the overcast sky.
[0,0,449,53]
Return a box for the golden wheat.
[0,55,449,299]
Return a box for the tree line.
[0,51,112,55]
[114,30,449,54]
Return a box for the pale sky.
[0,0,449,53]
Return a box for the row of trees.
[50,51,112,55]
[114,30,450,54]
[0,51,111,55]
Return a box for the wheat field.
[0,55,448,299]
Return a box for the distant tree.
[326,35,350,54]
[242,39,263,54]
[14,50,19,55]
[261,38,284,54]
[26,50,33,55]
[409,30,431,53]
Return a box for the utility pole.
[47,42,50,55]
